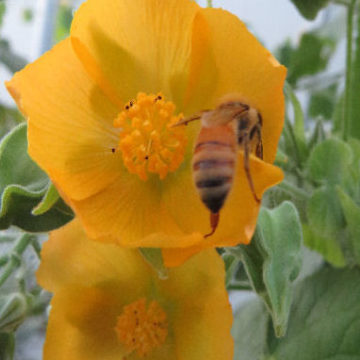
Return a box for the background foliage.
[1,0,360,359]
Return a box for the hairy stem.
[343,0,357,140]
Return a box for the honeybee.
[174,95,263,237]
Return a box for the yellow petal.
[41,223,233,360]
[71,0,200,108]
[37,219,151,293]
[6,39,125,201]
[69,177,204,247]
[184,8,287,163]
[43,287,128,360]
[160,249,233,360]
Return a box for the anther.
[113,92,186,181]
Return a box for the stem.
[31,238,42,260]
[227,282,253,291]
[0,255,9,268]
[332,0,351,5]
[0,234,33,288]
[207,0,213,7]
[277,180,311,201]
[343,0,357,140]
[284,118,302,168]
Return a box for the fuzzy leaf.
[230,202,303,337]
[32,183,60,216]
[269,267,360,359]
[308,138,352,185]
[232,298,268,360]
[337,187,360,264]
[302,224,345,267]
[307,186,345,238]
[0,124,73,231]
[289,0,330,20]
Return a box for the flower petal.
[37,219,151,293]
[6,38,123,201]
[71,0,200,108]
[184,8,287,163]
[161,249,233,360]
[68,178,204,247]
[43,287,128,360]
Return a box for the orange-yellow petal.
[6,38,123,201]
[71,0,200,109]
[40,221,233,360]
[160,249,233,360]
[43,287,130,360]
[184,8,287,163]
[37,219,151,293]
[68,177,204,247]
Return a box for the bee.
[173,95,263,237]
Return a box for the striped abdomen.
[192,124,237,214]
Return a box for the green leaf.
[32,183,60,215]
[302,224,345,267]
[308,138,353,185]
[307,117,326,152]
[269,267,360,359]
[22,8,33,23]
[332,92,345,135]
[139,248,168,279]
[0,124,73,232]
[286,32,336,85]
[232,298,269,360]
[337,187,360,264]
[257,202,303,337]
[289,0,330,20]
[284,82,305,144]
[0,104,23,140]
[54,4,73,43]
[308,84,337,120]
[0,2,5,28]
[0,40,27,73]
[307,186,345,238]
[230,202,303,337]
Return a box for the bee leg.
[204,212,219,238]
[243,134,261,203]
[171,115,202,127]
[253,124,263,159]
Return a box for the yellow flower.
[6,0,285,265]
[37,219,233,360]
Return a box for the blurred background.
[0,0,347,359]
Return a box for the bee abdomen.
[193,145,235,214]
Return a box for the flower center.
[115,298,168,358]
[113,92,187,180]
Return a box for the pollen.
[113,92,186,180]
[115,298,168,357]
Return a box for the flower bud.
[0,293,28,333]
